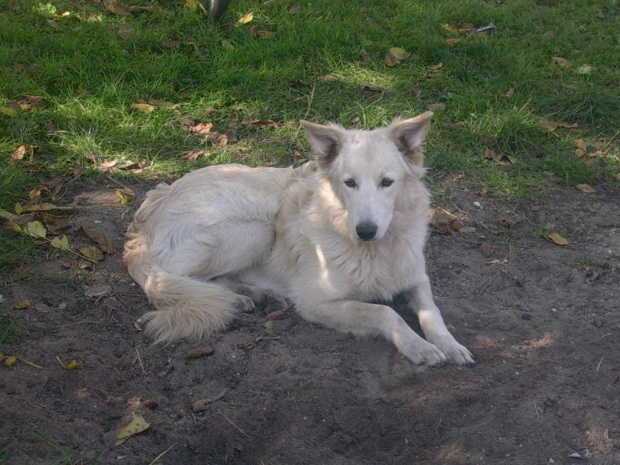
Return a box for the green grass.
[1,0,619,277]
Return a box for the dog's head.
[301,112,432,242]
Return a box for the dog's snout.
[356,221,378,241]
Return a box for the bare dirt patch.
[1,176,618,465]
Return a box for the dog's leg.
[405,277,474,365]
[297,300,447,366]
[214,279,288,311]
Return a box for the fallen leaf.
[43,214,71,234]
[359,48,370,61]
[499,214,517,227]
[104,0,132,17]
[4,356,17,368]
[429,209,456,234]
[478,187,488,196]
[545,121,578,133]
[82,226,115,254]
[191,389,229,412]
[500,88,515,100]
[322,74,336,82]
[98,158,119,171]
[56,356,83,370]
[578,64,592,75]
[50,235,70,250]
[429,62,443,70]
[77,260,93,270]
[147,99,178,109]
[117,25,133,40]
[247,25,259,37]
[543,30,555,37]
[236,12,253,25]
[257,30,275,39]
[24,221,47,239]
[289,2,301,14]
[185,121,213,135]
[221,39,234,49]
[14,300,31,309]
[576,184,596,193]
[574,139,587,150]
[548,232,569,246]
[115,187,135,204]
[162,38,181,49]
[184,345,214,359]
[180,148,206,161]
[85,284,112,298]
[115,413,150,446]
[18,203,75,214]
[480,242,495,257]
[131,103,156,113]
[574,148,585,158]
[10,145,37,162]
[16,95,47,110]
[427,103,446,112]
[385,47,410,67]
[552,57,572,68]
[446,38,459,45]
[0,107,18,117]
[79,245,104,262]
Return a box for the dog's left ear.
[388,111,433,166]
[300,120,345,169]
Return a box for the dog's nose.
[356,221,378,241]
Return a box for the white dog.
[124,112,474,366]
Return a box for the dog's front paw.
[401,339,447,366]
[236,295,256,313]
[428,334,474,366]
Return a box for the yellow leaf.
[147,99,178,109]
[429,62,444,70]
[131,103,157,113]
[614,173,620,182]
[14,300,31,309]
[548,232,569,246]
[14,203,24,214]
[24,221,47,239]
[115,187,135,204]
[79,245,104,262]
[56,356,83,370]
[5,356,17,368]
[50,235,70,250]
[0,106,18,117]
[115,413,151,446]
[385,47,410,67]
[236,12,254,25]
[576,184,597,193]
[184,0,206,14]
[81,226,115,254]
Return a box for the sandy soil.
[1,174,618,465]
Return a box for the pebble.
[522,313,532,321]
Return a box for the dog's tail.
[124,216,242,344]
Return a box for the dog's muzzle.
[356,221,378,241]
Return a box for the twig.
[18,357,43,369]
[220,412,251,439]
[148,443,177,465]
[533,402,540,419]
[596,356,604,372]
[135,347,147,375]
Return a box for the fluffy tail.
[123,220,242,344]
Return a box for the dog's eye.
[344,179,357,188]
[380,178,394,188]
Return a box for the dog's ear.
[300,120,344,169]
[388,112,433,166]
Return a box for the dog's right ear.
[300,121,344,169]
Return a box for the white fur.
[124,113,474,366]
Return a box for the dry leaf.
[180,148,206,161]
[191,389,229,412]
[16,95,47,110]
[427,103,446,112]
[24,221,47,239]
[104,0,132,17]
[236,12,254,25]
[574,139,586,150]
[131,103,156,113]
[117,25,133,40]
[552,57,572,68]
[115,412,150,445]
[4,356,18,368]
[257,30,275,39]
[82,226,115,254]
[385,47,410,67]
[43,214,70,234]
[98,158,119,171]
[0,107,18,117]
[359,48,370,61]
[50,235,70,250]
[429,62,443,70]
[480,242,495,257]
[10,145,37,162]
[545,121,578,133]
[184,345,214,359]
[185,121,213,135]
[289,2,301,14]
[576,184,596,193]
[548,232,569,246]
[322,74,336,83]
[79,245,104,262]
[500,88,515,100]
[578,64,592,75]
[56,356,83,370]
[115,187,135,204]
[147,99,178,109]
[499,214,517,228]
[162,38,181,49]
[446,38,459,45]
[14,300,31,310]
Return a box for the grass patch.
[0,0,619,275]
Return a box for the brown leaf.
[98,158,119,171]
[248,25,259,38]
[117,25,133,40]
[244,119,279,128]
[185,121,213,135]
[79,245,104,262]
[574,139,586,150]
[191,389,229,412]
[257,30,275,39]
[180,149,206,161]
[289,2,301,14]
[500,88,515,100]
[10,145,37,162]
[547,232,569,246]
[576,184,597,194]
[82,226,115,254]
[16,95,48,110]
[104,0,132,17]
[209,132,228,147]
[184,345,214,359]
[115,187,135,204]
[412,85,422,100]
[359,48,370,61]
[322,74,336,83]
[429,209,454,234]
[429,62,443,70]
[480,242,495,257]
[499,214,517,228]
[552,57,572,68]
[162,38,181,49]
[574,148,586,158]
[446,38,460,46]
[43,214,70,235]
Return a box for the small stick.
[148,443,177,465]
[18,357,43,369]
[220,412,251,439]
[135,347,147,375]
[596,356,604,372]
